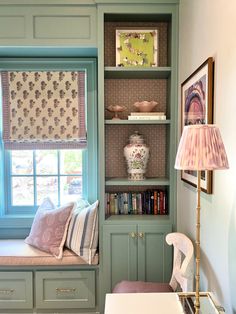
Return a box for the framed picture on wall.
[116,28,158,67]
[181,57,214,194]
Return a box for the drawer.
[0,271,33,309]
[35,270,95,309]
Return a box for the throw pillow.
[25,198,76,259]
[65,200,99,264]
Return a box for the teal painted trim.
[84,59,98,203]
[0,57,96,70]
[99,3,178,15]
[0,0,179,4]
[0,47,98,58]
[105,215,171,223]
[105,119,170,125]
[104,66,171,79]
[0,0,96,4]
[168,4,178,231]
[0,85,4,216]
[105,177,170,186]
[95,0,178,3]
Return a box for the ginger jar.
[124,131,149,181]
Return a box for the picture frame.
[116,28,158,67]
[181,57,214,194]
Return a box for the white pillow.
[65,200,99,264]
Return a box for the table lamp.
[174,124,229,314]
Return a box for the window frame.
[0,58,97,228]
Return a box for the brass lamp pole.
[195,170,201,313]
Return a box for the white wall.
[178,1,236,313]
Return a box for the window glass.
[36,151,58,175]
[9,149,83,209]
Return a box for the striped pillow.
[65,201,99,264]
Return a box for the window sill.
[0,215,33,229]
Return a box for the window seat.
[0,239,98,266]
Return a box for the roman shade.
[1,70,87,149]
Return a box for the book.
[130,112,165,116]
[153,190,158,215]
[123,193,129,215]
[128,115,166,120]
[136,193,143,215]
[118,193,124,214]
[105,193,110,215]
[109,193,115,215]
[132,192,137,214]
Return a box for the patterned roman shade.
[1,71,86,149]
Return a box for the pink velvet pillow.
[25,198,76,259]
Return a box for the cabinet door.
[103,225,138,292]
[137,224,172,282]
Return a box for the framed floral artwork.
[181,57,214,194]
[116,28,158,67]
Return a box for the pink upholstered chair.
[113,232,194,293]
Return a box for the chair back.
[166,232,194,292]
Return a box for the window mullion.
[57,150,60,206]
[33,151,37,208]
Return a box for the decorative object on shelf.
[175,124,229,314]
[181,57,214,193]
[106,105,127,120]
[124,131,149,181]
[133,100,158,112]
[116,29,158,67]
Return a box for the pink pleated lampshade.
[175,124,229,171]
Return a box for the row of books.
[128,112,166,121]
[105,190,168,215]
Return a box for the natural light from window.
[9,149,83,207]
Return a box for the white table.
[105,292,225,314]
[104,293,185,314]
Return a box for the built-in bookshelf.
[102,15,175,221]
[98,3,178,306]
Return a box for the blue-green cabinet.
[103,224,172,292]
[0,4,97,47]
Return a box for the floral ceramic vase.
[124,131,149,180]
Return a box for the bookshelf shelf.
[105,214,170,222]
[105,119,170,125]
[105,177,170,186]
[104,66,171,79]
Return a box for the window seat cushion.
[0,239,98,266]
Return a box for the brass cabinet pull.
[139,232,145,238]
[0,289,14,295]
[130,232,137,238]
[56,288,76,294]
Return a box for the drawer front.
[0,271,33,309]
[35,270,95,309]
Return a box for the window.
[0,59,97,220]
[6,149,83,214]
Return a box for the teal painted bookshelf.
[97,3,179,311]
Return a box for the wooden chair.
[113,232,194,293]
